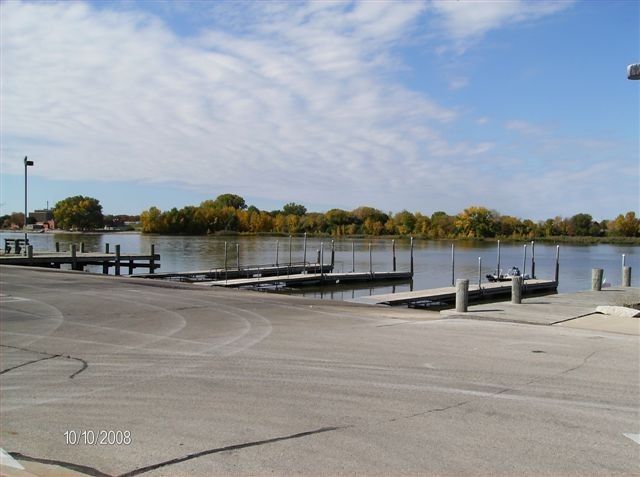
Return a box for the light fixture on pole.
[628,64,640,80]
[24,156,34,248]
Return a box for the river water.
[2,231,637,300]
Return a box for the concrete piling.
[511,276,523,304]
[591,268,603,291]
[455,279,469,312]
[622,266,631,287]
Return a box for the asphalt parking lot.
[1,266,638,476]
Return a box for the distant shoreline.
[2,229,638,245]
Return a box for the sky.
[1,0,638,220]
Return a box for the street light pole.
[24,156,34,248]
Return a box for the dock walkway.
[355,278,557,306]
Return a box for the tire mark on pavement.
[8,452,112,477]
[0,344,88,379]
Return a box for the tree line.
[1,193,637,239]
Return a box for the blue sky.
[1,0,638,220]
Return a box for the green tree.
[567,213,593,236]
[212,194,247,210]
[53,196,103,230]
[282,202,307,216]
[608,211,640,237]
[454,207,497,238]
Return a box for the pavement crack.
[0,354,61,375]
[8,452,112,477]
[390,400,471,421]
[0,344,88,379]
[118,426,348,477]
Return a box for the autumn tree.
[53,196,103,230]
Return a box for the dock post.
[331,240,335,270]
[114,245,121,276]
[105,243,109,253]
[392,239,396,272]
[622,253,626,268]
[303,233,307,272]
[320,242,324,277]
[27,245,33,258]
[352,241,355,273]
[236,243,240,271]
[128,260,134,275]
[554,245,560,284]
[622,266,631,287]
[497,240,501,278]
[591,268,603,291]
[288,235,292,267]
[80,242,85,253]
[522,244,527,279]
[478,257,482,290]
[455,279,469,312]
[55,241,60,252]
[512,276,523,304]
[316,250,320,273]
[70,244,77,271]
[368,242,372,275]
[451,243,455,286]
[150,244,155,274]
[275,240,279,267]
[410,237,414,277]
[531,241,536,279]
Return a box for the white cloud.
[505,119,546,135]
[429,0,574,52]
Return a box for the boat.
[486,266,530,282]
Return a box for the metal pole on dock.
[55,242,60,252]
[478,257,482,289]
[531,241,536,279]
[352,241,355,273]
[497,240,501,278]
[275,240,279,267]
[331,240,335,270]
[236,243,240,271]
[320,242,324,277]
[522,244,527,279]
[622,253,626,267]
[105,243,109,254]
[303,233,307,272]
[224,242,228,281]
[392,239,396,272]
[288,235,292,267]
[27,245,33,258]
[451,243,455,286]
[369,242,372,275]
[80,242,85,253]
[410,237,414,277]
[554,245,560,284]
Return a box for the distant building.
[29,209,53,223]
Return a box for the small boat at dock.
[486,266,530,282]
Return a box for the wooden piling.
[150,244,155,274]
[591,268,603,291]
[410,237,414,277]
[455,279,469,312]
[622,266,631,287]
[512,276,523,304]
[115,245,121,276]
[392,239,396,272]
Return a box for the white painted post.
[275,240,279,267]
[523,244,527,279]
[303,232,307,272]
[236,243,240,271]
[410,236,414,276]
[352,241,355,272]
[369,242,372,275]
[320,242,324,276]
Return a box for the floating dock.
[193,270,413,288]
[138,262,332,282]
[355,278,558,306]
